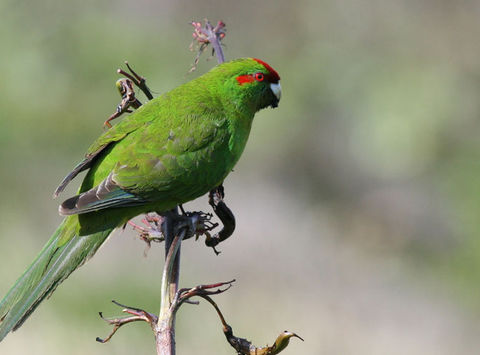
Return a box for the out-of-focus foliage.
[1,0,480,354]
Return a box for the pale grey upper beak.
[270,82,282,101]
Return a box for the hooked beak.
[270,82,281,108]
[270,82,281,101]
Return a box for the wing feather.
[59,171,146,215]
[53,104,156,198]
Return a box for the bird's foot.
[170,211,218,242]
[129,194,232,256]
[204,184,235,255]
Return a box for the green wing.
[54,102,157,198]
[57,94,231,217]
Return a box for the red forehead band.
[253,58,280,83]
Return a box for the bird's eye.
[255,73,264,82]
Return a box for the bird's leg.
[204,184,236,255]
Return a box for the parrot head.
[213,58,281,112]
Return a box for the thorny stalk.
[189,19,226,72]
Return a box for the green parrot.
[0,57,281,341]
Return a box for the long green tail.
[0,216,113,341]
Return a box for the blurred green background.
[1,0,480,354]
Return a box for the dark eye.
[255,73,264,82]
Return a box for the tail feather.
[0,217,113,341]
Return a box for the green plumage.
[0,58,280,340]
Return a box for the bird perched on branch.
[0,58,281,340]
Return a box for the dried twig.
[104,62,153,128]
[103,78,142,128]
[128,216,164,256]
[118,61,154,100]
[189,19,226,72]
[96,300,159,344]
[171,280,303,355]
[98,278,302,354]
